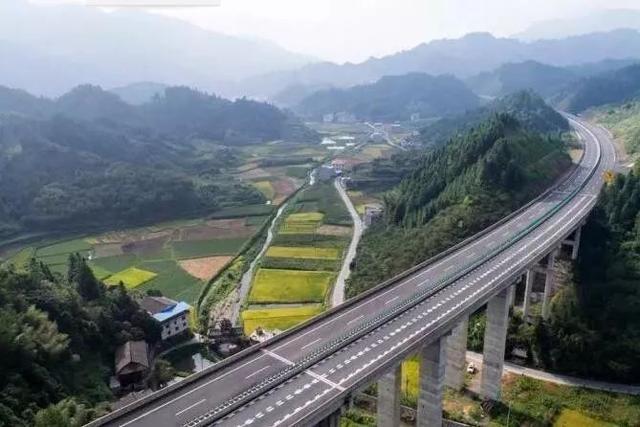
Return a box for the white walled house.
[140,296,191,341]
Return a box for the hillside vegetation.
[0,256,160,426]
[558,63,640,112]
[421,91,570,147]
[295,73,481,122]
[347,115,571,297]
[595,101,640,155]
[0,85,317,239]
[538,166,640,383]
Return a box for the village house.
[114,340,150,390]
[140,296,191,341]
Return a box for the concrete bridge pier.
[445,315,469,391]
[563,226,582,260]
[541,249,558,320]
[315,409,341,427]
[522,269,534,318]
[376,365,402,427]
[480,287,510,401]
[417,336,448,427]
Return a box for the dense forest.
[295,73,481,122]
[0,256,160,426]
[536,166,640,382]
[558,63,640,112]
[347,114,571,297]
[0,85,317,239]
[420,90,570,147]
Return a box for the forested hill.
[347,115,571,296]
[558,63,640,112]
[420,91,569,147]
[294,73,481,122]
[0,257,160,426]
[0,85,317,239]
[539,165,640,382]
[0,84,317,143]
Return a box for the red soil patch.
[179,256,233,280]
[181,219,256,241]
[272,178,299,204]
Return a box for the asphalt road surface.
[95,116,614,427]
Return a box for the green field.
[248,268,334,304]
[104,267,157,289]
[280,212,325,234]
[241,304,324,335]
[35,239,92,257]
[172,238,247,259]
[138,260,202,303]
[253,181,276,200]
[266,246,340,260]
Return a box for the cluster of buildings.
[112,296,192,392]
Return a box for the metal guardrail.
[184,119,603,426]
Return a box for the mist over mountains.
[0,0,313,97]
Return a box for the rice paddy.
[241,305,324,335]
[104,267,157,289]
[248,268,334,304]
[265,246,340,260]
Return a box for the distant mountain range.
[250,29,640,100]
[294,73,480,122]
[0,0,313,97]
[516,9,640,41]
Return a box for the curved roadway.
[93,116,614,427]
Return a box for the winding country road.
[331,177,364,307]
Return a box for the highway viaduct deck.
[88,115,614,427]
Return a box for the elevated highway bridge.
[89,115,614,427]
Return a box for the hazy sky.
[33,0,640,63]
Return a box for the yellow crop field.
[554,410,616,427]
[248,268,334,303]
[105,267,157,289]
[287,212,324,222]
[241,305,324,335]
[253,180,275,200]
[401,357,419,399]
[266,246,340,260]
[280,212,324,234]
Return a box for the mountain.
[110,82,169,105]
[347,115,571,296]
[466,61,576,98]
[516,9,640,41]
[294,73,481,122]
[245,30,640,100]
[0,0,313,97]
[421,91,569,147]
[558,64,640,112]
[0,85,316,238]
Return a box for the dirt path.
[331,177,364,307]
[466,351,640,395]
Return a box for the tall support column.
[541,250,558,320]
[376,365,401,427]
[316,410,340,427]
[508,283,516,308]
[522,270,534,319]
[571,227,582,260]
[481,287,510,400]
[417,336,447,427]
[445,316,468,390]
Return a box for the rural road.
[466,351,640,395]
[331,177,364,306]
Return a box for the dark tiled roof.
[115,340,149,374]
[139,296,177,315]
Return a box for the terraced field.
[241,181,352,335]
[2,212,269,305]
[241,305,324,335]
[248,268,334,304]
